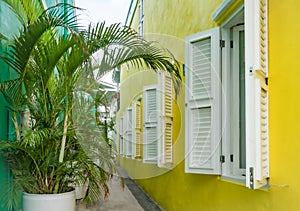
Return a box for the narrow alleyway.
[77,169,162,211]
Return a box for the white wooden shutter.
[132,101,142,158]
[245,0,269,189]
[158,71,173,167]
[119,116,124,156]
[125,108,133,157]
[185,27,221,174]
[143,85,158,163]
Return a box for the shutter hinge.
[220,40,225,48]
[265,77,268,85]
[230,40,233,48]
[230,154,234,162]
[220,155,225,163]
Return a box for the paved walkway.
[77,169,162,211]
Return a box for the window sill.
[220,175,246,186]
[220,175,270,191]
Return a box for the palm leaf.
[1,0,44,25]
[0,32,8,42]
[0,2,182,209]
[2,5,78,74]
[0,78,23,106]
[83,22,182,94]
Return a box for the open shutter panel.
[158,72,173,167]
[125,108,133,157]
[245,0,269,189]
[259,0,268,75]
[143,86,158,163]
[185,27,221,174]
[164,73,173,165]
[132,101,142,158]
[123,111,127,155]
[119,116,124,155]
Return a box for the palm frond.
[82,22,182,94]
[1,3,79,75]
[0,78,23,106]
[2,0,33,25]
[21,127,52,147]
[44,3,80,33]
[0,2,182,209]
[0,32,8,42]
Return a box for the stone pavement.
[77,169,162,211]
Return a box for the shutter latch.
[220,40,225,48]
[249,167,254,189]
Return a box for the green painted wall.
[119,0,300,210]
[0,1,74,210]
[0,1,20,210]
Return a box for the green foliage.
[0,0,181,210]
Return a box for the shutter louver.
[164,122,172,164]
[259,0,268,74]
[158,72,173,167]
[192,38,211,99]
[144,86,158,163]
[245,0,269,189]
[132,101,142,158]
[135,131,141,157]
[185,27,221,174]
[255,79,269,181]
[145,127,157,161]
[189,107,212,168]
[164,74,172,117]
[125,108,133,157]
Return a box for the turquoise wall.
[0,1,20,210]
[0,1,74,210]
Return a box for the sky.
[75,0,132,27]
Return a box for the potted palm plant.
[0,1,181,210]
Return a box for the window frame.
[138,0,144,37]
[185,0,269,189]
[220,6,247,181]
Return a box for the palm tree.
[0,1,181,209]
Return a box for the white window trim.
[221,12,247,180]
[212,0,237,21]
[139,0,144,37]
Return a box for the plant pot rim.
[23,190,75,197]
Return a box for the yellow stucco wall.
[268,0,300,209]
[118,0,300,210]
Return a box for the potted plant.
[0,1,181,210]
